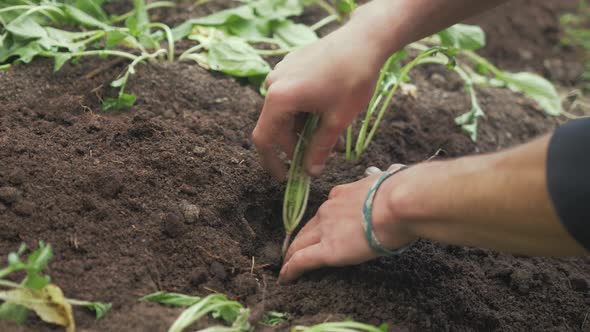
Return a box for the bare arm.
[254,0,509,180]
[280,135,587,283]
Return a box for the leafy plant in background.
[0,0,176,110]
[141,290,383,332]
[0,242,111,331]
[282,3,563,252]
[560,0,590,92]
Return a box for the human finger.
[279,242,326,284]
[303,115,344,177]
[284,224,321,262]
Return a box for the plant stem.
[315,0,338,18]
[146,23,175,62]
[310,14,338,31]
[0,279,21,288]
[179,44,205,60]
[69,50,139,61]
[255,48,294,56]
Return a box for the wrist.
[345,0,406,64]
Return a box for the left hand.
[279,164,416,284]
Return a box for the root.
[281,233,291,258]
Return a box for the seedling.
[293,321,389,332]
[0,242,111,331]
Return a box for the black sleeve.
[546,118,590,251]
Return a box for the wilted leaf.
[0,284,75,332]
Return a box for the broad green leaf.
[168,294,243,332]
[102,93,137,110]
[73,0,108,21]
[273,20,317,46]
[0,284,75,332]
[438,24,486,51]
[261,311,288,326]
[139,291,201,307]
[105,30,128,49]
[132,0,150,29]
[250,0,304,20]
[501,72,562,116]
[63,5,111,30]
[227,18,271,39]
[172,6,255,40]
[208,36,270,77]
[6,16,47,39]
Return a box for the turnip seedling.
[282,114,320,256]
[293,321,388,332]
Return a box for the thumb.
[303,115,344,177]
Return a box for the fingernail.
[278,263,289,285]
[309,164,325,177]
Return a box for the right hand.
[252,21,388,180]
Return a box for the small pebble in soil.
[0,186,21,204]
[193,146,207,156]
[180,200,200,223]
[190,267,208,287]
[179,184,197,196]
[569,277,588,292]
[13,200,35,216]
[160,212,185,238]
[209,261,227,281]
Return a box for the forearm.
[380,135,587,256]
[346,0,508,62]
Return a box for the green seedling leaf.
[172,6,255,40]
[273,20,317,47]
[6,16,47,39]
[294,321,389,332]
[105,30,128,49]
[73,0,108,22]
[140,291,201,307]
[53,53,71,71]
[500,72,562,116]
[102,93,137,111]
[0,64,10,71]
[71,301,112,320]
[251,0,305,20]
[63,5,111,30]
[168,294,243,332]
[261,311,288,326]
[438,24,486,51]
[208,36,270,77]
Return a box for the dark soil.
[1,1,589,331]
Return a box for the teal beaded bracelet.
[362,165,414,256]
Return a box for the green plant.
[560,0,590,92]
[293,321,388,332]
[141,291,251,332]
[0,242,111,331]
[142,291,387,332]
[0,0,176,110]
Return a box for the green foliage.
[292,321,389,332]
[0,242,111,328]
[560,0,590,92]
[140,291,202,307]
[438,23,486,51]
[261,311,289,326]
[143,291,251,332]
